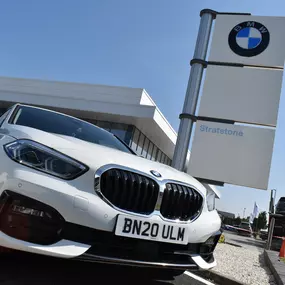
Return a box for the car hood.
[5,125,207,196]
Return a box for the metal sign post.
[171,10,214,171]
[266,217,275,250]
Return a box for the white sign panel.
[188,121,275,190]
[209,15,285,68]
[198,65,283,126]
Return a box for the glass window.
[160,153,165,163]
[166,157,171,166]
[156,149,162,162]
[124,125,134,146]
[111,123,127,141]
[96,121,111,131]
[147,141,153,160]
[151,145,157,161]
[136,132,145,155]
[164,156,168,165]
[141,138,150,158]
[130,128,140,152]
[276,199,285,214]
[11,105,133,154]
[163,154,167,164]
[167,157,170,165]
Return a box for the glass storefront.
[79,118,172,165]
[127,126,172,165]
[84,118,134,146]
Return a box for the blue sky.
[0,0,285,217]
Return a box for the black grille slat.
[125,171,134,210]
[169,184,177,218]
[176,185,185,218]
[146,180,157,213]
[119,170,128,208]
[170,184,176,218]
[139,177,148,213]
[160,184,170,216]
[165,184,173,218]
[112,170,121,205]
[133,174,142,211]
[100,168,159,215]
[181,186,190,220]
[192,190,199,217]
[160,183,203,221]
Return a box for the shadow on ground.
[0,252,177,285]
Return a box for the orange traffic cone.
[279,238,285,258]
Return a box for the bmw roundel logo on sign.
[228,21,270,57]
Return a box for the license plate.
[115,215,188,245]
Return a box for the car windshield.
[276,200,285,212]
[240,223,250,229]
[10,105,133,154]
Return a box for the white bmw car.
[0,104,221,276]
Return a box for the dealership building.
[0,77,189,168]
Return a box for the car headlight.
[206,190,216,211]
[4,139,88,180]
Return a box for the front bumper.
[65,223,221,270]
[0,159,221,270]
[0,189,221,270]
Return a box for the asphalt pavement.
[224,231,266,251]
[0,251,215,285]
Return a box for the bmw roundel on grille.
[228,21,270,57]
[150,170,162,178]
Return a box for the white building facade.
[0,77,185,167]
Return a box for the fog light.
[11,205,45,217]
[0,190,64,245]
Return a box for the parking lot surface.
[0,251,214,285]
[224,231,265,251]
